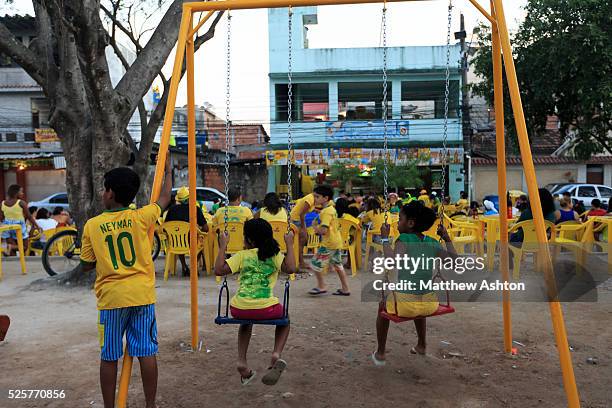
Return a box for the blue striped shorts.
[98,304,158,361]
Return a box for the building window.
[338,82,392,120]
[586,164,604,184]
[275,83,329,122]
[24,132,35,142]
[401,81,459,119]
[6,133,17,142]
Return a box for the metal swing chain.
[223,12,232,234]
[381,1,389,226]
[286,6,294,234]
[438,0,453,233]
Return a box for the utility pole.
[455,13,472,200]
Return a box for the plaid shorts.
[311,246,343,273]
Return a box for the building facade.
[267,7,464,199]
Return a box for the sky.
[4,1,528,125]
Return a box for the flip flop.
[308,288,327,296]
[332,289,350,296]
[240,370,256,386]
[410,347,426,355]
[371,351,386,366]
[262,359,287,386]
[0,315,10,342]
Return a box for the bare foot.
[237,365,252,379]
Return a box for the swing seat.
[379,303,455,323]
[215,278,291,326]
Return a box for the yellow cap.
[176,186,189,202]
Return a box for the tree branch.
[0,22,46,87]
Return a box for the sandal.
[240,370,257,386]
[371,351,386,367]
[262,359,287,386]
[332,289,350,296]
[308,288,327,296]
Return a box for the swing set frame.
[116,1,581,407]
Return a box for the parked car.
[551,184,612,208]
[170,187,251,212]
[29,192,69,212]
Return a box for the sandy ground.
[0,258,610,408]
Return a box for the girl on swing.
[215,218,296,385]
[372,201,456,365]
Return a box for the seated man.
[165,186,208,276]
[211,187,253,231]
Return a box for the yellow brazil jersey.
[226,248,284,310]
[290,193,315,221]
[456,198,469,212]
[318,203,342,250]
[1,200,24,221]
[81,204,161,310]
[418,194,432,208]
[212,205,253,229]
[260,207,288,223]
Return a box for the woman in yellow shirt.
[361,197,391,233]
[255,192,288,223]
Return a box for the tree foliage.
[328,160,362,191]
[471,0,611,159]
[370,159,422,192]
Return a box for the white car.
[171,187,251,212]
[29,192,70,212]
[552,184,612,208]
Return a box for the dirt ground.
[0,258,610,408]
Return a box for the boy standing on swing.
[81,159,173,408]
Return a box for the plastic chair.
[443,214,483,256]
[302,226,320,255]
[210,222,246,283]
[268,220,300,268]
[555,218,600,269]
[162,221,208,281]
[27,228,57,256]
[364,221,398,268]
[508,220,556,279]
[338,217,362,277]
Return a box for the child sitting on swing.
[372,201,456,365]
[215,218,296,386]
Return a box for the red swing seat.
[379,302,455,323]
[379,273,455,323]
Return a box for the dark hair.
[244,218,280,261]
[104,167,140,207]
[228,187,241,203]
[562,191,571,197]
[7,184,21,198]
[460,192,468,199]
[592,198,601,208]
[470,201,480,210]
[538,188,556,216]
[263,192,283,215]
[313,185,333,200]
[366,197,381,214]
[29,206,38,215]
[36,208,49,219]
[400,201,436,232]
[53,206,64,216]
[347,206,360,218]
[335,197,350,218]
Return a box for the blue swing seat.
[214,278,290,326]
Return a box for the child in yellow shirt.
[81,161,172,408]
[215,218,296,386]
[212,187,253,230]
[308,186,350,296]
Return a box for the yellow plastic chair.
[443,214,483,255]
[27,228,58,256]
[338,217,362,277]
[162,221,209,281]
[508,220,556,279]
[268,220,300,268]
[303,226,320,255]
[364,221,398,268]
[554,218,603,269]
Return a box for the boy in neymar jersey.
[308,185,350,296]
[211,187,253,230]
[81,162,172,408]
